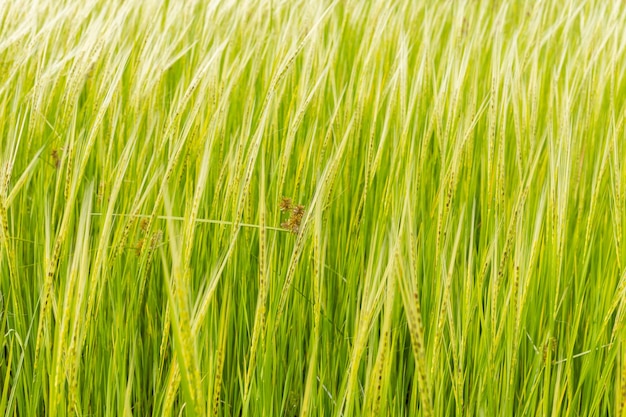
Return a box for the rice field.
[1,0,626,415]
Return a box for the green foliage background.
[1,0,626,415]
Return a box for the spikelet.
[159,305,172,373]
[35,236,65,367]
[0,163,16,280]
[398,254,432,417]
[244,168,268,402]
[137,230,163,304]
[212,296,230,416]
[369,276,394,417]
[620,349,626,417]
[509,262,521,392]
[162,365,180,416]
[212,343,225,417]
[370,330,388,417]
[115,214,138,258]
[64,143,74,201]
[408,289,432,417]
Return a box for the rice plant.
[1,0,626,415]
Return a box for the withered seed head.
[279,197,293,212]
[51,148,61,169]
[279,197,305,234]
[292,204,305,218]
[139,218,150,233]
[135,238,145,257]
